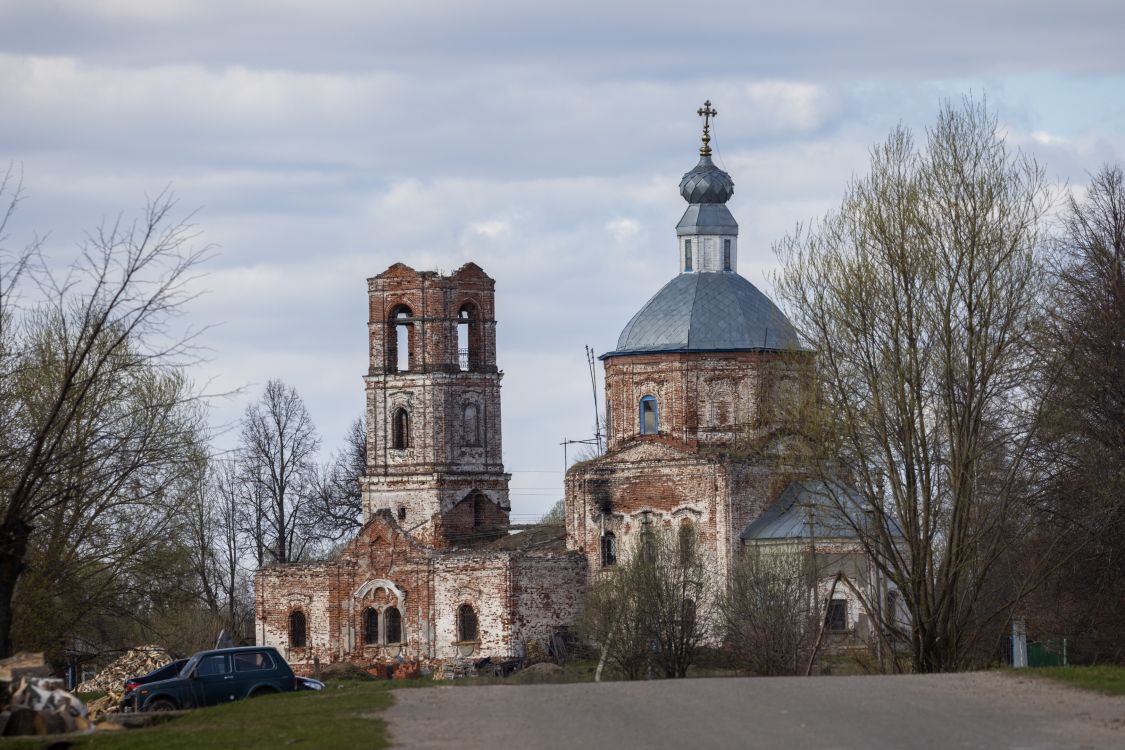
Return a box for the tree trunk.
[0,518,31,658]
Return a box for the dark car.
[124,658,189,695]
[119,658,189,711]
[129,646,299,712]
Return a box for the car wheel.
[249,687,278,698]
[146,698,177,712]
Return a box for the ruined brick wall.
[364,374,505,487]
[432,490,511,547]
[255,515,439,668]
[255,561,344,667]
[360,476,510,548]
[432,552,515,659]
[565,440,736,584]
[366,262,499,377]
[727,463,788,561]
[510,552,588,651]
[335,518,435,661]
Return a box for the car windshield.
[179,655,201,678]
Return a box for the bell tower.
[361,262,510,547]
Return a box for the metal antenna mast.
[586,345,603,454]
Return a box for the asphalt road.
[385,672,1125,749]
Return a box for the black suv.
[129,646,299,711]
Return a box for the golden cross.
[697,100,717,155]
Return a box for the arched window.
[384,607,402,644]
[389,304,413,372]
[678,520,695,563]
[458,604,478,642]
[723,239,732,271]
[826,599,848,631]
[462,403,480,446]
[639,395,659,435]
[289,610,307,648]
[473,493,486,529]
[363,607,379,646]
[457,303,477,371]
[392,408,410,449]
[684,239,693,272]
[600,532,617,567]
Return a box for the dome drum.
[676,203,738,236]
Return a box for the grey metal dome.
[678,155,734,204]
[604,271,801,357]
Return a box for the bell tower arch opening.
[388,304,414,373]
[457,302,478,372]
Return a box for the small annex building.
[741,481,905,651]
[255,263,586,671]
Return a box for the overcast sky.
[2,0,1123,520]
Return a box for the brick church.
[255,103,890,669]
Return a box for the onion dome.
[678,155,735,204]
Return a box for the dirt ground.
[386,671,1125,749]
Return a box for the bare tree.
[1023,165,1125,661]
[237,379,321,564]
[0,175,210,657]
[721,548,819,675]
[211,458,252,638]
[315,416,366,541]
[773,98,1055,672]
[579,526,714,679]
[538,499,566,526]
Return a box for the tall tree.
[238,379,321,564]
[0,173,209,657]
[212,458,252,638]
[773,98,1055,671]
[1028,165,1125,660]
[316,416,366,540]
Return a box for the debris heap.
[77,645,174,719]
[0,653,90,737]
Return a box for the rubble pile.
[433,658,478,680]
[0,653,90,737]
[76,645,174,720]
[392,661,421,680]
[524,639,551,666]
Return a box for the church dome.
[605,272,801,356]
[678,155,735,204]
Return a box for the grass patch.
[76,691,106,702]
[1022,665,1125,696]
[0,681,393,750]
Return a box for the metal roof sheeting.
[740,481,871,541]
[605,271,801,357]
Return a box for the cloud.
[469,219,511,239]
[606,218,640,242]
[1,1,1123,518]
